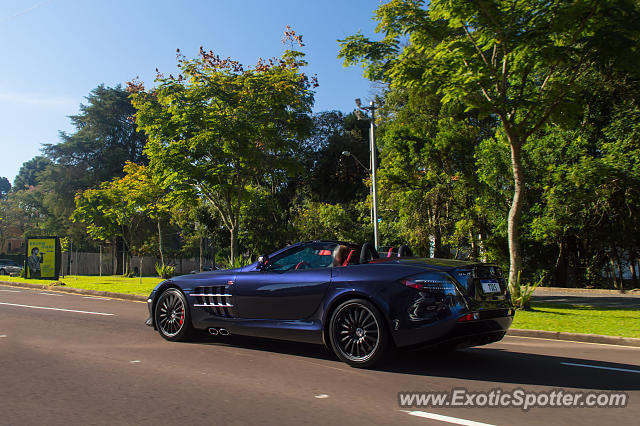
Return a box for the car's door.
[234,242,337,320]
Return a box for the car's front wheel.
[329,299,389,368]
[0,269,6,275]
[154,288,193,341]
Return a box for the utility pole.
[355,99,380,249]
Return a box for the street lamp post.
[355,99,380,249]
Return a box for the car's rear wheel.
[0,269,6,275]
[329,299,389,368]
[154,288,193,341]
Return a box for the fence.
[61,251,212,276]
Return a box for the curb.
[507,328,640,348]
[0,280,147,302]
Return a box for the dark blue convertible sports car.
[146,240,514,367]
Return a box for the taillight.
[457,312,479,322]
[401,273,458,295]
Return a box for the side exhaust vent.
[191,286,235,317]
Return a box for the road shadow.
[195,333,336,361]
[192,334,640,391]
[381,346,640,391]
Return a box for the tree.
[33,85,148,241]
[374,85,498,258]
[43,85,147,184]
[0,194,24,250]
[130,29,315,262]
[339,0,640,286]
[301,111,370,204]
[72,162,171,269]
[12,156,51,191]
[0,177,10,199]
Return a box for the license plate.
[481,280,501,294]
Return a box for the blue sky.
[0,0,381,184]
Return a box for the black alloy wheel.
[329,299,389,368]
[154,288,192,341]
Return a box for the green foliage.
[155,263,175,279]
[302,111,371,204]
[131,30,315,263]
[72,162,170,260]
[340,0,640,286]
[0,177,10,199]
[292,200,371,243]
[510,271,542,311]
[11,156,51,191]
[5,86,147,247]
[221,256,253,269]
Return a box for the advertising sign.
[25,236,61,280]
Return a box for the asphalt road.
[1,284,638,426]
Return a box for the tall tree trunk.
[611,243,624,290]
[469,229,478,261]
[157,217,164,266]
[554,240,567,286]
[506,131,525,288]
[566,236,579,287]
[630,257,638,288]
[230,227,238,265]
[610,258,618,289]
[199,237,203,272]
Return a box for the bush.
[155,263,175,279]
[221,256,252,269]
[510,271,542,310]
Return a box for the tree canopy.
[130,30,316,262]
[339,0,640,286]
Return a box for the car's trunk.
[452,264,511,311]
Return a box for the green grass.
[512,303,640,338]
[0,275,163,296]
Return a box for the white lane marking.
[314,394,329,399]
[0,302,114,316]
[561,362,640,374]
[0,289,21,293]
[39,292,64,296]
[402,411,496,426]
[130,360,141,363]
[0,334,7,338]
[506,335,640,349]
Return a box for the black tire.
[329,298,389,368]
[154,288,193,341]
[0,269,6,275]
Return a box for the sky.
[0,0,382,185]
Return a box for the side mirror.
[257,255,269,270]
